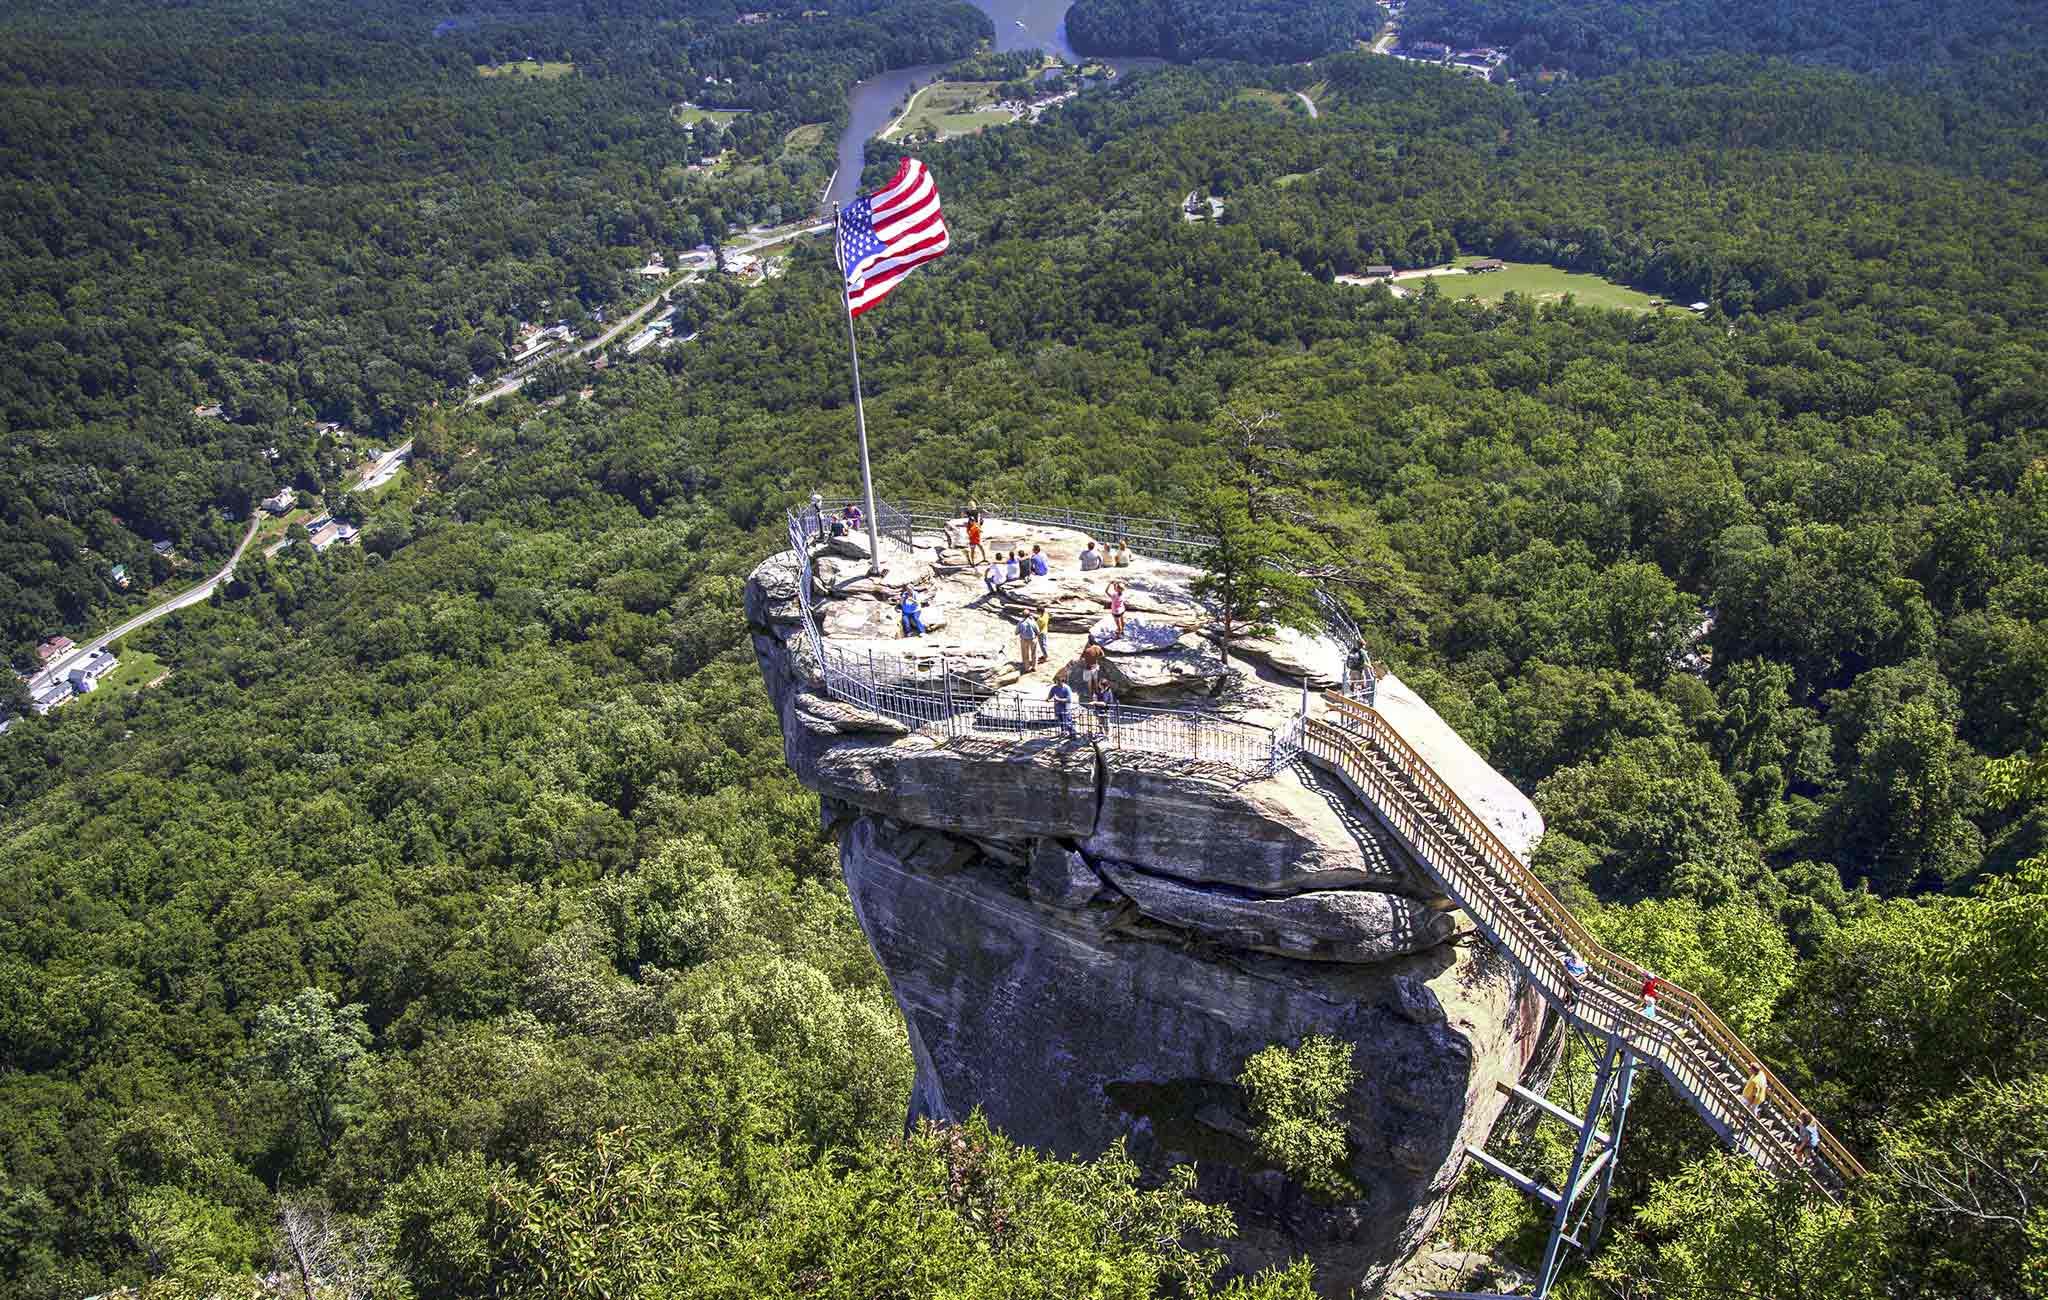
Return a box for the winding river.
[827,0,1081,208]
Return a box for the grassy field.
[781,123,828,155]
[887,81,1013,141]
[478,60,574,79]
[253,505,317,551]
[673,104,745,127]
[1445,258,1661,312]
[92,649,167,697]
[1230,88,1302,113]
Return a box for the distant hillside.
[1065,0,1379,62]
[1398,0,2048,81]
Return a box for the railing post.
[942,656,955,737]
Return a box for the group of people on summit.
[883,501,1141,735]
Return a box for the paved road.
[29,515,262,692]
[355,442,411,491]
[19,226,831,695]
[468,222,830,408]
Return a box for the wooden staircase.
[1303,692,1865,1194]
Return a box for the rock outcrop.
[747,526,1550,1296]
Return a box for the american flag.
[836,157,949,317]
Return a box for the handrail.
[1310,693,1867,1189]
[781,508,1304,775]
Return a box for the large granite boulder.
[839,813,1548,1295]
[1089,752,1432,896]
[743,548,1552,1295]
[1231,626,1347,690]
[1099,633,1230,700]
[1096,860,1457,962]
[795,722,1101,842]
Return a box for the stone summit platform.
[782,511,1349,729]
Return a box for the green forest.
[4,11,2048,1299]
[0,0,988,666]
[1397,0,2048,86]
[1064,0,1378,62]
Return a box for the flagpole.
[833,200,887,578]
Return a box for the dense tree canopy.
[1065,0,1377,62]
[1399,0,2048,88]
[0,0,988,665]
[2,21,2047,1300]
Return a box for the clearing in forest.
[1230,88,1303,113]
[92,649,167,698]
[782,123,828,155]
[674,104,747,127]
[884,81,1014,141]
[1443,258,1660,312]
[478,60,574,79]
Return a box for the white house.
[31,679,72,714]
[68,650,118,693]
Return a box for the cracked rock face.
[747,544,1549,1295]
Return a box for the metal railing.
[784,507,1302,774]
[797,496,915,550]
[1306,692,1866,1193]
[897,498,1219,566]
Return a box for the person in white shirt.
[1005,552,1021,582]
[984,560,1008,597]
[1079,541,1103,571]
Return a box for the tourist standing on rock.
[966,514,986,564]
[1017,612,1040,671]
[1107,581,1127,640]
[1091,678,1117,733]
[1049,678,1076,735]
[1080,643,1104,697]
[1034,607,1051,654]
[1079,541,1104,571]
[1030,545,1049,577]
[899,587,926,637]
[1006,551,1022,582]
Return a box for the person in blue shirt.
[1030,545,1050,577]
[1562,951,1589,1008]
[1797,1112,1821,1166]
[1048,679,1075,735]
[899,588,926,637]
